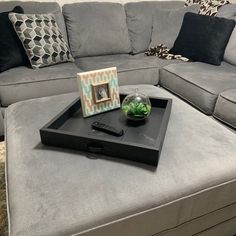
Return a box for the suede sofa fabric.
[5,85,236,236]
[0,1,68,43]
[160,62,236,114]
[0,52,184,107]
[0,63,80,106]
[217,4,236,66]
[124,1,184,54]
[0,6,29,73]
[169,13,235,65]
[149,5,199,49]
[152,214,236,236]
[214,89,236,128]
[62,2,131,58]
[217,3,236,19]
[224,28,236,66]
[75,54,183,86]
[216,4,236,65]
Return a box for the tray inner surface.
[56,105,166,147]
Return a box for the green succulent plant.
[122,102,151,119]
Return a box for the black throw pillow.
[169,12,235,65]
[0,6,28,72]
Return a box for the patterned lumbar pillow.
[185,0,231,16]
[8,13,74,69]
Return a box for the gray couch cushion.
[125,1,184,54]
[160,62,236,114]
[0,1,68,43]
[217,3,236,19]
[214,89,236,129]
[217,4,236,66]
[5,85,236,236]
[63,2,131,58]
[149,5,199,49]
[75,54,183,86]
[224,28,236,66]
[0,63,80,106]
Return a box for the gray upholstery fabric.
[75,54,183,86]
[124,1,184,54]
[160,62,236,114]
[194,217,236,236]
[217,4,236,65]
[217,3,236,19]
[5,85,236,236]
[149,5,200,49]
[224,28,236,66]
[62,2,131,58]
[213,89,236,129]
[0,63,80,106]
[0,107,4,137]
[153,204,236,236]
[0,1,68,43]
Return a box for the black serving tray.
[40,95,172,166]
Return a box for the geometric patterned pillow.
[8,13,74,69]
[185,0,231,16]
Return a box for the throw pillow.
[185,0,230,16]
[149,5,200,49]
[8,13,74,69]
[170,12,235,65]
[0,6,29,72]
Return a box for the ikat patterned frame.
[77,67,120,117]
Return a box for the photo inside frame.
[92,82,111,104]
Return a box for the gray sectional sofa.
[1,1,236,235]
[0,0,236,135]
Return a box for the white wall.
[0,0,187,6]
[1,0,236,6]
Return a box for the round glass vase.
[121,89,152,121]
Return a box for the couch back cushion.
[217,4,236,66]
[217,3,236,19]
[0,1,68,43]
[149,5,200,49]
[63,2,131,58]
[125,1,184,54]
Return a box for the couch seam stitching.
[219,94,236,104]
[213,114,236,130]
[71,178,236,236]
[160,84,213,115]
[152,205,236,236]
[191,216,236,236]
[0,75,76,86]
[161,68,217,96]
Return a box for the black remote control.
[91,121,124,137]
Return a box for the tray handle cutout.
[87,143,104,154]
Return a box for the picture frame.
[77,67,120,117]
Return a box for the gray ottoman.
[214,89,236,129]
[5,85,236,236]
